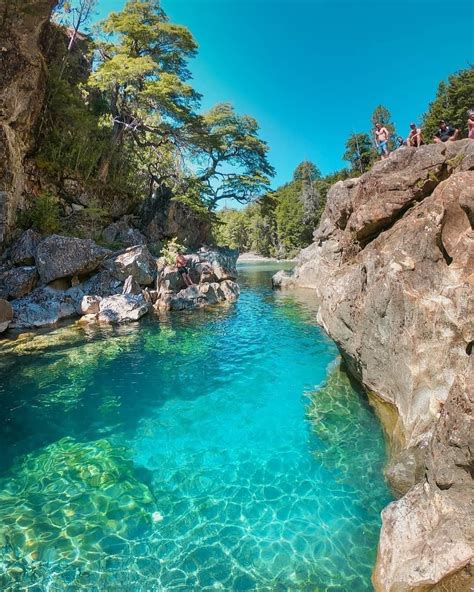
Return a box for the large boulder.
[78,270,122,298]
[35,235,110,283]
[0,266,38,299]
[274,144,474,590]
[0,299,13,333]
[103,245,156,286]
[9,229,42,265]
[10,286,82,329]
[97,294,150,323]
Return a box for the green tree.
[192,103,274,209]
[293,160,321,182]
[91,0,200,182]
[343,133,375,174]
[422,66,474,140]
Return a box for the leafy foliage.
[422,66,474,140]
[213,161,338,258]
[161,237,186,264]
[343,133,376,174]
[18,192,61,234]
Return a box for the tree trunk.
[97,121,124,183]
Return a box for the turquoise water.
[0,263,391,591]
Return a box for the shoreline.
[237,252,296,263]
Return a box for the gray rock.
[272,269,294,288]
[79,270,122,298]
[219,280,240,302]
[0,299,13,333]
[122,274,142,295]
[80,295,101,315]
[10,229,42,265]
[97,294,150,323]
[103,245,156,286]
[35,235,110,283]
[0,266,38,299]
[102,220,146,247]
[10,287,81,329]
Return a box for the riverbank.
[237,252,296,263]
[273,140,474,591]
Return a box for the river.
[0,262,391,591]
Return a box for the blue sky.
[94,0,473,187]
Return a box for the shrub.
[18,191,61,234]
[161,237,185,265]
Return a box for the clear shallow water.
[0,263,392,591]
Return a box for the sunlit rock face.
[274,140,474,591]
[0,0,57,245]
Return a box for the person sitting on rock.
[176,251,194,287]
[433,120,460,143]
[467,109,474,139]
[374,123,390,159]
[407,123,423,147]
[395,136,406,149]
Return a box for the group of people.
[374,109,474,160]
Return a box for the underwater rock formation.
[0,437,156,589]
[274,140,474,591]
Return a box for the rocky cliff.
[274,140,474,591]
[0,0,56,244]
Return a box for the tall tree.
[293,160,321,182]
[90,0,200,182]
[292,161,321,240]
[343,133,375,174]
[192,103,274,209]
[422,66,474,140]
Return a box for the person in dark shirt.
[433,120,460,143]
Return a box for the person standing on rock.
[433,120,460,143]
[467,109,474,139]
[407,123,423,147]
[176,251,194,287]
[374,123,390,159]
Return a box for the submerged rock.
[35,234,110,283]
[274,143,474,590]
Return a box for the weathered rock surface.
[97,294,150,324]
[0,266,38,299]
[103,245,156,286]
[101,219,147,247]
[139,195,211,247]
[274,141,474,591]
[80,294,101,315]
[0,0,56,246]
[0,299,13,333]
[122,275,142,295]
[35,235,110,283]
[9,229,42,265]
[10,287,81,329]
[155,247,239,311]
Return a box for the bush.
[18,191,61,234]
[161,237,185,265]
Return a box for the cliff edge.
[274,141,474,591]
